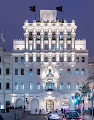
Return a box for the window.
[29,32,33,40]
[67,68,71,75]
[52,44,55,50]
[67,82,71,89]
[29,44,33,50]
[44,44,48,50]
[82,57,85,62]
[15,83,18,90]
[0,56,1,62]
[21,83,24,90]
[37,69,40,75]
[60,57,63,62]
[44,32,48,40]
[29,57,33,62]
[52,57,56,62]
[67,32,71,40]
[15,57,18,62]
[44,57,48,62]
[49,69,51,75]
[15,69,18,75]
[0,68,1,75]
[76,57,79,63]
[82,83,85,87]
[60,83,63,89]
[37,57,41,62]
[60,32,63,40]
[37,32,40,40]
[67,44,71,50]
[76,68,79,75]
[52,32,56,40]
[30,83,33,90]
[60,44,63,50]
[6,83,10,90]
[37,82,40,90]
[0,83,1,89]
[21,69,24,75]
[82,68,85,75]
[46,83,48,90]
[21,57,24,63]
[76,83,79,90]
[29,69,32,75]
[37,44,40,50]
[60,69,63,75]
[6,68,9,75]
[67,57,71,62]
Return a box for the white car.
[48,111,62,120]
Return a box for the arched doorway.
[31,99,39,114]
[46,100,54,111]
[16,99,24,108]
[61,99,69,111]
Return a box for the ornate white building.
[0,10,92,113]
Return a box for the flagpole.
[35,3,36,21]
[62,5,63,23]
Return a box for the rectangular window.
[49,69,51,75]
[60,69,63,75]
[44,57,48,62]
[37,57,41,62]
[60,32,63,40]
[49,83,52,89]
[46,83,48,90]
[29,57,33,62]
[76,57,79,63]
[60,44,63,50]
[30,83,33,90]
[67,57,71,62]
[15,83,18,90]
[76,68,79,75]
[21,57,24,63]
[67,44,71,50]
[44,44,48,50]
[82,68,85,75]
[0,83,1,89]
[60,57,63,62]
[52,44,55,50]
[52,57,56,62]
[67,68,71,75]
[6,68,9,75]
[29,69,32,75]
[21,69,24,75]
[0,56,1,62]
[15,57,18,62]
[37,82,40,90]
[76,83,79,90]
[0,68,1,75]
[37,69,40,75]
[15,69,18,75]
[67,82,71,89]
[21,82,24,90]
[37,44,40,50]
[82,57,85,62]
[60,83,63,90]
[29,44,33,50]
[6,83,10,90]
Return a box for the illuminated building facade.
[0,10,90,113]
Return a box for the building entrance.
[61,99,69,111]
[46,100,54,111]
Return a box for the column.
[41,53,44,62]
[25,52,29,62]
[63,29,67,50]
[56,29,59,50]
[48,29,52,50]
[25,29,29,49]
[71,29,76,50]
[33,29,36,50]
[64,53,67,62]
[41,29,44,50]
[33,53,36,62]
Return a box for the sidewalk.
[81,115,94,120]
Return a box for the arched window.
[37,32,40,40]
[29,32,33,40]
[67,32,71,40]
[60,32,63,40]
[52,32,56,40]
[44,32,48,40]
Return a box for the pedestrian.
[39,109,41,114]
[61,108,63,114]
[64,109,65,114]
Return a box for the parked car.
[48,111,62,120]
[62,110,83,120]
[0,115,3,120]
